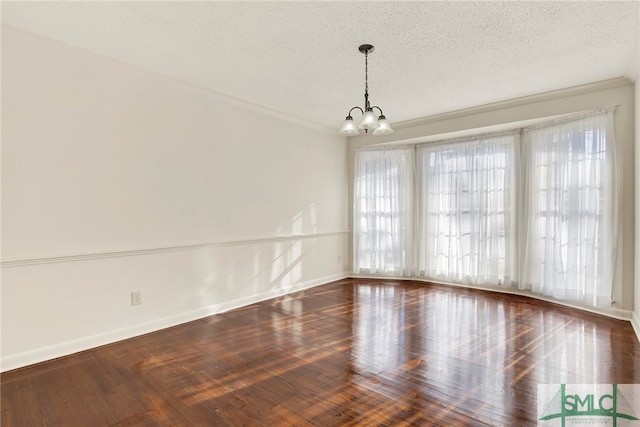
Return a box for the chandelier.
[339,44,393,136]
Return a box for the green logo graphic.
[539,384,639,426]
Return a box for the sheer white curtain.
[521,110,616,307]
[352,109,617,309]
[353,148,414,276]
[416,134,517,286]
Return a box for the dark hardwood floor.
[2,278,639,426]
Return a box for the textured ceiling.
[2,1,639,131]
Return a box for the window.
[353,149,414,276]
[521,111,616,307]
[353,109,617,308]
[416,134,517,286]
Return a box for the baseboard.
[349,273,634,321]
[1,272,349,373]
[632,312,640,344]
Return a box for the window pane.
[522,111,615,307]
[353,149,414,276]
[416,135,517,286]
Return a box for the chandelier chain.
[364,51,368,96]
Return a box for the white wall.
[1,26,349,371]
[349,78,636,318]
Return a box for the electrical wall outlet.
[131,291,142,306]
[337,255,342,265]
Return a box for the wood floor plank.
[2,278,639,426]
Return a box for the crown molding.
[2,24,337,136]
[392,77,632,130]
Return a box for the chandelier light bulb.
[358,109,378,130]
[373,115,394,135]
[339,116,360,136]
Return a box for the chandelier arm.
[348,106,364,117]
[371,106,385,116]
